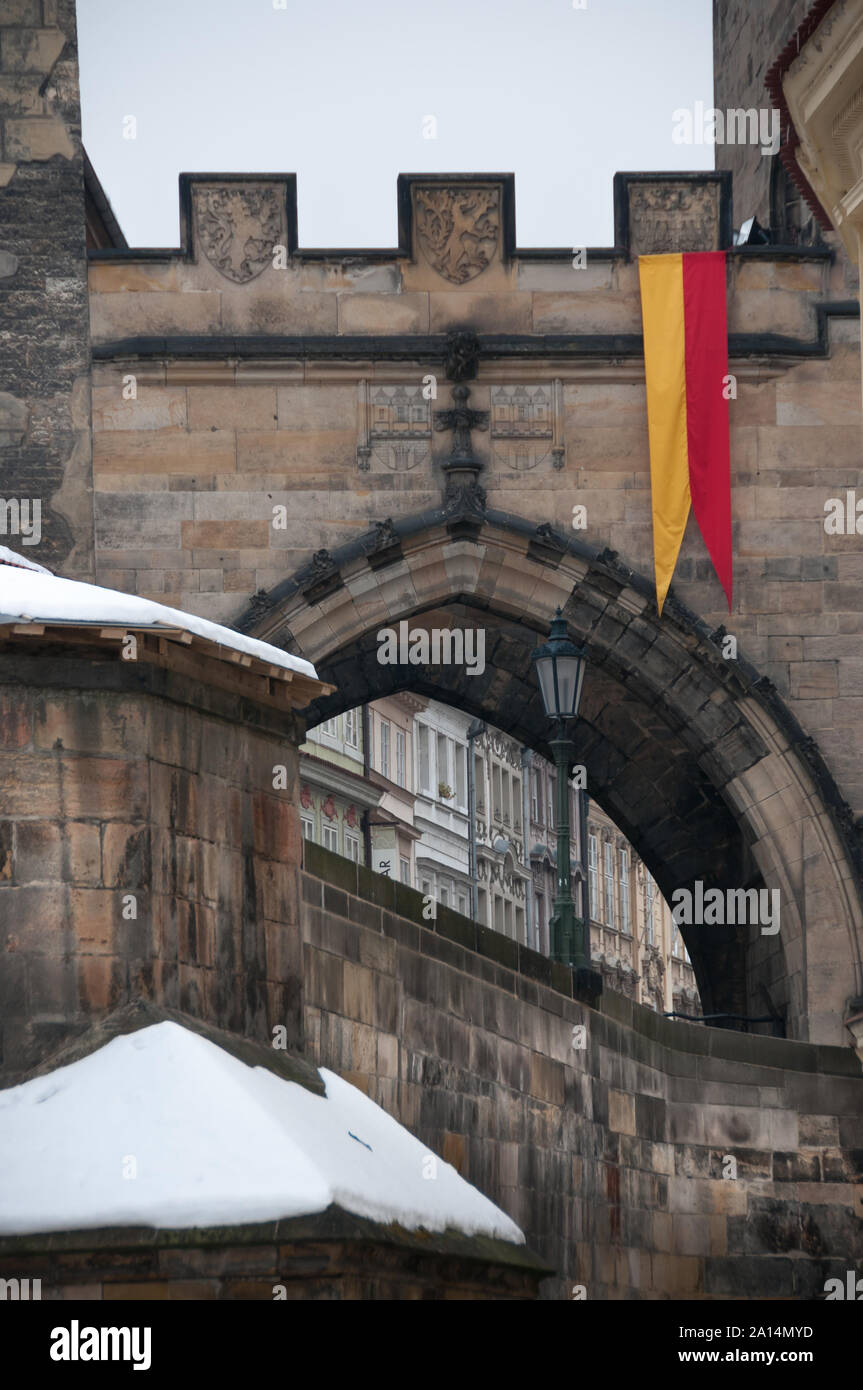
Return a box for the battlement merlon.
[88,171,854,361]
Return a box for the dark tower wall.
[0,0,94,577]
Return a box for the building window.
[504,898,513,938]
[493,895,504,934]
[513,777,522,831]
[344,831,360,862]
[619,847,630,935]
[421,878,431,898]
[534,891,545,949]
[588,834,598,919]
[531,770,539,823]
[440,884,449,907]
[516,905,525,944]
[322,823,339,853]
[321,717,338,737]
[604,841,615,927]
[301,817,315,842]
[646,876,656,946]
[395,729,406,788]
[547,775,554,830]
[492,763,502,819]
[457,892,468,916]
[400,857,411,885]
[417,724,431,794]
[474,753,484,811]
[380,719,391,780]
[478,887,488,926]
[436,732,450,796]
[454,744,466,808]
[344,708,359,749]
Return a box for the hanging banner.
[638,250,732,615]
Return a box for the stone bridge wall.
[301,841,863,1299]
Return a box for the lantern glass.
[555,652,584,719]
[531,612,586,720]
[535,655,558,719]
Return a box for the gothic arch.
[240,505,863,1046]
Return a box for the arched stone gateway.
[240,507,863,1048]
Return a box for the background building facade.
[302,701,700,1014]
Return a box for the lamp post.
[530,608,590,971]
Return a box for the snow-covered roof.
[0,1021,523,1243]
[0,551,319,682]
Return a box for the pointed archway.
[240,505,863,1046]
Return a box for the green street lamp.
[531,608,590,971]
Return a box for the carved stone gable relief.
[414,185,501,283]
[627,180,721,254]
[193,184,285,283]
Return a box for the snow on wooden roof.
[0,550,332,710]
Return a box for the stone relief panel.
[357,383,432,472]
[491,382,565,471]
[413,185,500,283]
[193,184,285,283]
[627,180,721,254]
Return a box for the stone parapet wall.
[301,842,863,1299]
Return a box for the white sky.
[77,0,714,251]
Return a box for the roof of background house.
[764,0,839,233]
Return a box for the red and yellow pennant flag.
[638,251,732,615]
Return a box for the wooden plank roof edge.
[0,618,335,695]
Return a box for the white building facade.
[301,700,700,1014]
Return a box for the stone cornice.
[91,300,859,367]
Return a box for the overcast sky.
[77,0,713,251]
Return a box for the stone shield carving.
[414,186,500,283]
[627,181,721,254]
[193,185,284,283]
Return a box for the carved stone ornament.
[236,587,275,633]
[627,180,721,255]
[442,478,487,518]
[363,517,400,556]
[193,185,284,283]
[414,186,500,283]
[298,549,338,586]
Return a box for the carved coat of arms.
[414,186,500,283]
[193,185,284,283]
